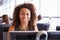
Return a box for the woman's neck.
[20,22,28,29]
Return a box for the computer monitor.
[56,26,60,31]
[10,31,38,40]
[47,31,60,40]
[37,23,50,31]
[10,31,47,40]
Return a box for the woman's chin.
[22,21,28,23]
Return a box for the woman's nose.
[24,14,27,18]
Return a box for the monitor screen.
[37,23,50,31]
[10,31,38,40]
[56,26,60,31]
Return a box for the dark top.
[15,26,34,31]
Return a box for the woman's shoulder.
[8,26,15,32]
[34,26,38,31]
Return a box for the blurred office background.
[0,0,60,40]
[0,0,60,31]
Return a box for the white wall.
[40,0,58,16]
[0,0,60,27]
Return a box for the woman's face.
[19,8,31,23]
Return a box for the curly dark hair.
[12,3,37,30]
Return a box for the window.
[0,0,60,31]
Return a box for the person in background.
[2,14,10,24]
[38,15,42,21]
[7,3,38,40]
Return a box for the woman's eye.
[27,14,29,15]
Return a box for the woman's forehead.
[20,8,31,13]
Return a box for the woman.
[9,3,38,31]
[7,3,38,40]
